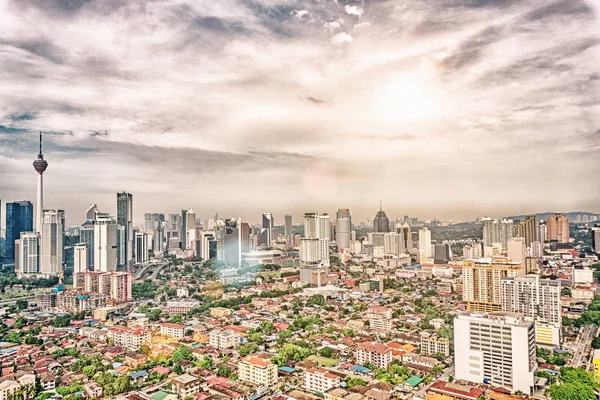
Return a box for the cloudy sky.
[0,0,599,226]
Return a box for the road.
[570,325,597,368]
[0,295,36,307]
[134,260,168,280]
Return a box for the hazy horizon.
[1,0,599,225]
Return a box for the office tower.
[74,243,88,274]
[80,221,95,269]
[86,204,99,221]
[383,232,403,255]
[434,244,450,263]
[116,192,133,266]
[187,209,196,231]
[240,222,250,254]
[40,210,64,276]
[301,213,330,267]
[135,232,149,263]
[199,231,217,260]
[14,232,40,277]
[462,257,524,311]
[463,243,482,259]
[546,213,569,243]
[335,208,351,250]
[454,311,536,395]
[6,201,34,262]
[218,218,243,266]
[506,237,526,267]
[397,222,413,251]
[482,218,514,248]
[181,209,191,249]
[538,222,547,242]
[144,213,152,232]
[116,225,126,266]
[261,213,274,247]
[284,215,292,246]
[593,227,600,253]
[418,227,432,258]
[515,216,538,246]
[94,216,117,272]
[32,133,48,233]
[154,221,164,254]
[373,203,390,232]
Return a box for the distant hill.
[504,212,600,222]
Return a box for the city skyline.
[1,0,600,223]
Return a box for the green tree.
[199,356,214,370]
[173,345,194,362]
[16,300,28,310]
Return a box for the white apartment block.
[209,329,241,349]
[167,299,201,315]
[304,368,341,393]
[420,333,450,357]
[454,311,536,395]
[160,323,186,338]
[107,326,150,351]
[74,271,133,302]
[355,342,392,369]
[238,356,278,388]
[74,243,88,274]
[94,216,118,272]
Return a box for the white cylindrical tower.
[33,132,48,232]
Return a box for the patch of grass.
[307,355,339,367]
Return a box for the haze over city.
[1,0,600,223]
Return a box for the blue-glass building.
[6,201,33,262]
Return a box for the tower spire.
[380,200,382,212]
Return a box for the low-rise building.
[167,299,200,315]
[420,333,450,357]
[209,329,242,350]
[160,323,187,338]
[209,307,233,317]
[304,368,341,394]
[355,342,392,369]
[172,374,201,398]
[238,355,278,388]
[107,326,150,351]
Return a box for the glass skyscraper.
[6,201,34,262]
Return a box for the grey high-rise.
[284,215,293,246]
[117,192,133,268]
[261,213,274,247]
[335,209,351,250]
[373,203,390,233]
[6,201,34,263]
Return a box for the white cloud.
[291,9,311,20]
[330,32,353,45]
[323,18,344,32]
[353,22,371,31]
[344,5,364,17]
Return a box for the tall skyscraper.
[373,203,390,233]
[116,192,133,267]
[261,213,274,247]
[6,201,33,263]
[33,133,48,233]
[74,243,88,274]
[217,218,243,266]
[40,209,64,276]
[14,232,40,277]
[482,218,514,248]
[397,222,413,252]
[135,232,149,263]
[284,215,293,247]
[515,216,538,246]
[462,257,524,311]
[335,209,351,251]
[454,311,536,395]
[80,221,95,269]
[418,227,432,259]
[546,213,569,243]
[154,220,164,254]
[86,204,99,221]
[94,215,118,272]
[181,208,190,250]
[538,222,547,242]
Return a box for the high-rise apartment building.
[462,257,524,311]
[94,216,118,272]
[335,209,351,251]
[454,311,536,395]
[482,218,514,248]
[14,232,40,277]
[501,275,561,345]
[538,222,547,242]
[116,192,133,266]
[6,201,33,263]
[373,204,390,233]
[40,209,64,276]
[261,213,274,247]
[418,227,432,259]
[300,213,330,267]
[397,222,413,251]
[546,214,569,243]
[515,216,538,247]
[506,237,526,267]
[463,243,482,259]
